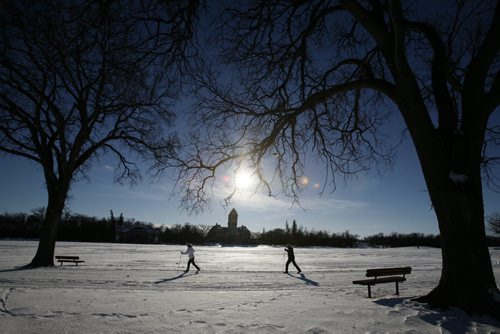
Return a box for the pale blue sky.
[1,128,499,237]
[1,1,499,238]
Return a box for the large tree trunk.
[28,184,68,267]
[416,162,500,318]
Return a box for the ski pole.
[282,249,286,272]
[176,253,183,273]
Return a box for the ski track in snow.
[0,240,499,333]
[0,287,15,316]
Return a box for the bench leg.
[395,282,399,295]
[368,285,372,298]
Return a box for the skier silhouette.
[181,243,200,273]
[284,244,302,274]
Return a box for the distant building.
[206,208,252,244]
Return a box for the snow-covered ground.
[0,240,499,333]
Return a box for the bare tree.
[0,0,199,267]
[168,0,500,315]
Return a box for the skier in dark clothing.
[284,244,302,273]
[181,243,200,273]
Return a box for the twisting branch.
[0,0,199,195]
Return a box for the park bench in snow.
[353,267,412,298]
[55,255,85,266]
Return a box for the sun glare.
[235,170,255,190]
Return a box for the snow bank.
[1,241,499,333]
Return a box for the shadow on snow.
[286,272,319,286]
[154,271,197,284]
[374,297,500,333]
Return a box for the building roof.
[229,208,238,217]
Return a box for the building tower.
[228,208,238,233]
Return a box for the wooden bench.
[353,267,411,298]
[55,256,85,266]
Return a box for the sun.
[234,170,255,190]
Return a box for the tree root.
[413,286,500,320]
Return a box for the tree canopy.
[0,0,200,266]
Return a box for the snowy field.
[1,240,499,333]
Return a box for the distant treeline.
[0,210,211,244]
[0,209,116,242]
[2,210,500,247]
[258,220,358,247]
[364,232,441,248]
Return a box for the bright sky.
[1,1,499,238]
[1,124,499,237]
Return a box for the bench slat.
[55,256,80,260]
[366,267,411,277]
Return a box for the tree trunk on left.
[28,184,68,267]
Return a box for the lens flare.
[299,176,309,186]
